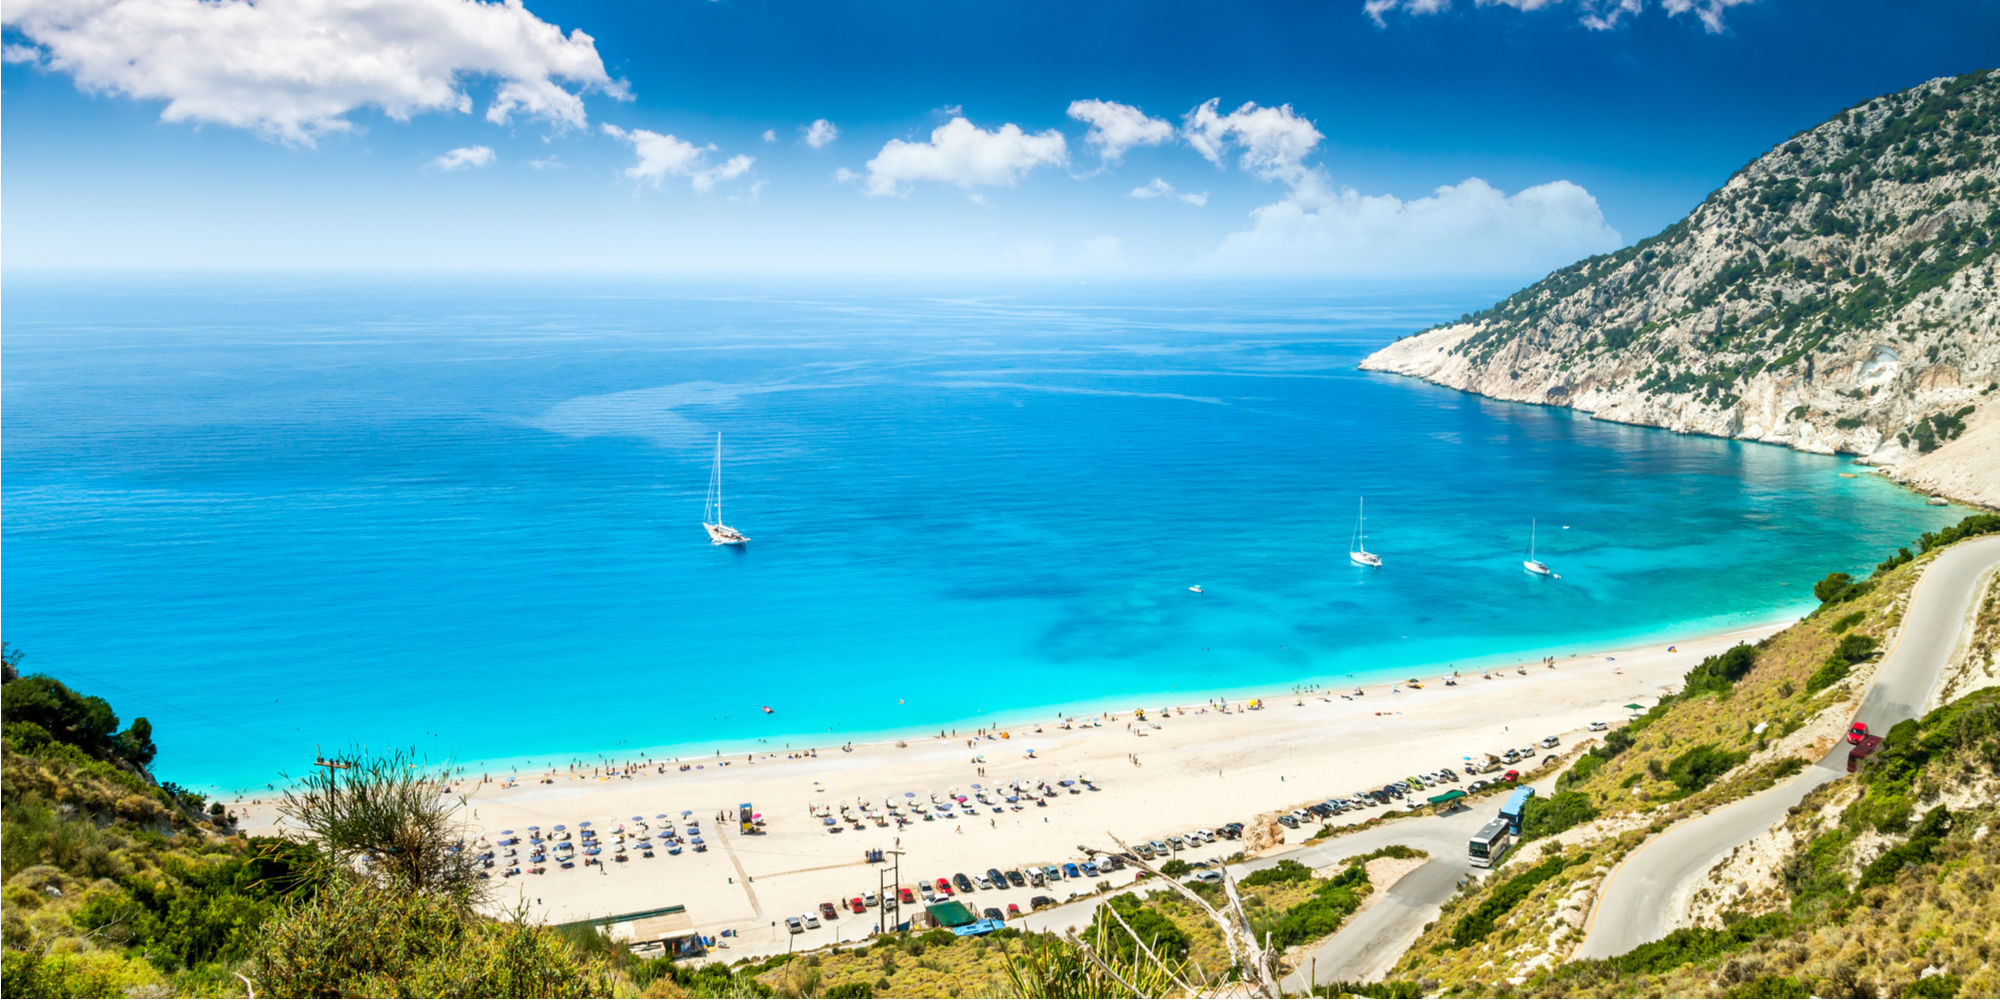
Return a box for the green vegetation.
[1516,791,1598,842]
[1449,854,1569,948]
[1,656,616,998]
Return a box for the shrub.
[1665,744,1748,794]
[1519,791,1599,842]
[1450,854,1568,947]
[1090,893,1189,963]
[1241,859,1314,888]
[1682,644,1759,698]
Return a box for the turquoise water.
[1,277,1958,792]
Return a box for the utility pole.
[878,849,904,936]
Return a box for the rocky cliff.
[1362,70,2000,506]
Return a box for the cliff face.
[1362,70,2000,506]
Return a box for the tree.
[1,674,122,761]
[277,747,482,900]
[1813,572,1853,603]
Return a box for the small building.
[583,905,705,959]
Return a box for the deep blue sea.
[2,277,1959,792]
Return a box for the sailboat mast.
[714,433,723,524]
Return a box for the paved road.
[1280,858,1473,990]
[1575,535,2000,960]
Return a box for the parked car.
[936,877,954,895]
[849,897,865,913]
[1847,721,1870,744]
[986,868,1008,888]
[862,891,878,907]
[1540,735,1561,748]
[1467,779,1490,792]
[1277,814,1300,828]
[1502,769,1520,782]
[983,907,1005,922]
[1149,840,1170,856]
[1005,869,1026,887]
[1030,895,1057,909]
[1168,835,1188,850]
[1028,868,1046,886]
[1063,862,1082,879]
[1189,870,1224,885]
[786,916,804,934]
[1042,864,1062,882]
[1007,903,1022,918]
[1081,860,1101,877]
[1196,828,1216,843]
[1588,721,1609,731]
[1221,823,1245,838]
[900,887,916,905]
[802,912,821,930]
[820,902,839,921]
[974,874,995,890]
[951,873,973,893]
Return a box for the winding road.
[1574,534,2000,960]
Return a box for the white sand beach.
[234,621,1784,961]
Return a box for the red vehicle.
[1502,769,1521,783]
[819,902,838,921]
[1006,903,1022,918]
[934,877,953,896]
[849,897,865,914]
[1847,721,1869,745]
[899,887,916,904]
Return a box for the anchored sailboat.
[1349,497,1381,567]
[1523,519,1550,576]
[702,433,749,546]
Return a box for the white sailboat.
[1349,497,1381,567]
[1523,519,1550,576]
[702,433,749,546]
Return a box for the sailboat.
[1523,519,1550,576]
[1349,497,1381,567]
[702,433,749,546]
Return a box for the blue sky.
[3,0,1996,276]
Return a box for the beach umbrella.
[1623,703,1644,710]
[632,816,643,821]
[656,813,668,819]
[528,825,541,831]
[580,821,592,828]
[682,810,692,817]
[905,791,916,798]
[553,824,566,831]
[500,830,514,835]
[971,783,982,789]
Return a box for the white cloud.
[860,117,1067,197]
[1066,99,1173,165]
[1182,100,1322,183]
[1364,0,1755,33]
[761,129,778,143]
[602,124,754,192]
[801,118,839,148]
[1,0,625,144]
[1207,176,1622,275]
[431,145,495,170]
[528,155,563,169]
[1129,178,1207,205]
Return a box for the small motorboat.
[1188,585,1204,594]
[763,706,775,713]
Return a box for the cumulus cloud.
[859,116,1067,197]
[602,124,754,192]
[1364,0,1756,33]
[1208,176,1622,275]
[1,0,625,144]
[761,129,778,143]
[801,118,839,148]
[432,145,495,170]
[1066,99,1173,165]
[1182,100,1322,183]
[1129,178,1207,206]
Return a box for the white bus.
[1469,817,1512,868]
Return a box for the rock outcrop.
[1363,71,2000,506]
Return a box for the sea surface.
[2,276,1960,792]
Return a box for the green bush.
[1241,858,1314,888]
[1090,893,1190,962]
[1682,644,1759,698]
[1451,854,1569,947]
[1727,974,1811,998]
[1519,791,1599,842]
[1904,973,1964,998]
[1665,744,1748,794]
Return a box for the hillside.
[1363,515,2000,999]
[1362,70,2000,506]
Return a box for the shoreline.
[233,615,1791,959]
[209,603,1811,799]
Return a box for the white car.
[1540,735,1561,748]
[975,874,994,890]
[1196,828,1216,843]
[785,916,804,934]
[1588,721,1609,731]
[802,913,820,930]
[862,891,878,907]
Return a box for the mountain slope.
[1363,70,2000,505]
